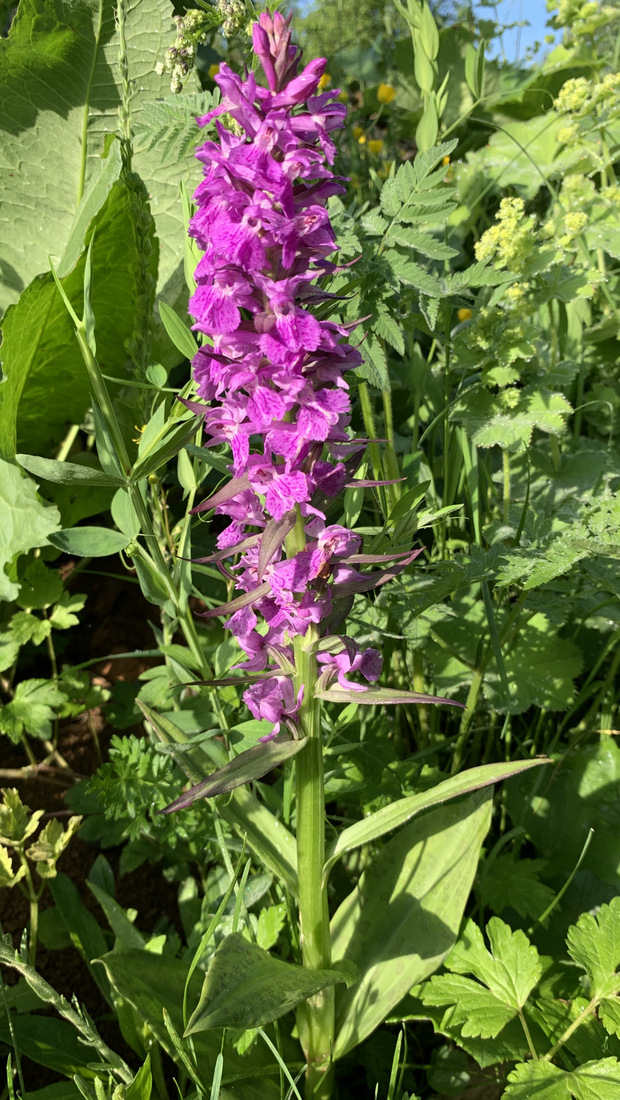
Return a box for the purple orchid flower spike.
[182,10,456,745]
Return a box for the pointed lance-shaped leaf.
[191,474,251,514]
[190,534,260,563]
[183,672,278,689]
[346,478,407,488]
[197,580,271,619]
[344,549,419,564]
[323,758,550,885]
[159,734,308,812]
[257,512,296,579]
[315,684,463,707]
[331,548,423,601]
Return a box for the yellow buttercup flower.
[357,134,367,145]
[318,72,332,90]
[457,308,472,322]
[352,124,364,139]
[368,139,384,155]
[208,62,221,80]
[377,82,395,105]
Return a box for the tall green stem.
[286,511,334,1099]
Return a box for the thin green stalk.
[382,387,402,509]
[517,1007,539,1061]
[412,650,429,745]
[358,382,384,479]
[55,423,80,462]
[0,944,133,1084]
[286,510,333,1100]
[502,450,510,525]
[451,665,485,773]
[543,997,599,1063]
[61,291,230,734]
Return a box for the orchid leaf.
[332,790,492,1058]
[258,513,296,578]
[185,932,352,1034]
[331,549,422,600]
[315,684,461,706]
[191,474,251,513]
[323,759,548,885]
[159,735,308,812]
[138,701,298,895]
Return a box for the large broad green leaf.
[98,949,294,1098]
[186,932,351,1034]
[0,0,200,320]
[0,176,158,456]
[469,115,573,198]
[331,789,492,1059]
[0,459,60,600]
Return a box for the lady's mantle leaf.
[421,917,541,1039]
[504,1057,620,1099]
[0,679,68,743]
[451,384,572,451]
[567,896,620,1029]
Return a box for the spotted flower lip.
[187,7,395,737]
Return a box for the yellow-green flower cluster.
[554,0,598,26]
[474,198,535,273]
[555,72,620,118]
[559,210,588,247]
[554,76,591,114]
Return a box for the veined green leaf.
[504,1058,620,1099]
[422,917,542,1039]
[16,454,125,487]
[98,949,291,1097]
[0,0,201,351]
[159,736,308,812]
[0,459,60,600]
[185,933,352,1034]
[48,526,130,557]
[158,301,200,361]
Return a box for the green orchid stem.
[286,510,334,1100]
